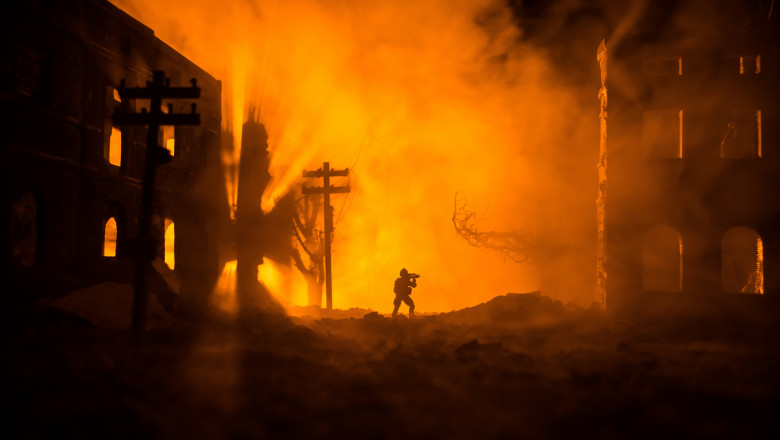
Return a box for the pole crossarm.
[303,168,349,178]
[114,112,200,126]
[302,185,350,195]
[116,78,201,100]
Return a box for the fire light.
[257,260,308,310]
[108,127,121,166]
[103,217,117,257]
[164,219,175,270]
[212,260,238,315]
[113,0,583,312]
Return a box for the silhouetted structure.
[599,1,780,318]
[235,119,285,313]
[1,0,223,312]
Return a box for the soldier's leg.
[403,297,415,317]
[392,297,402,317]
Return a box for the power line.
[335,170,357,225]
[332,134,368,226]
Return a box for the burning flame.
[113,0,595,312]
[257,260,308,311]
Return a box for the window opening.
[104,217,117,257]
[106,87,122,166]
[643,110,683,158]
[164,218,175,270]
[738,55,761,74]
[160,104,175,156]
[163,126,175,156]
[108,127,122,166]
[722,227,763,294]
[645,57,682,76]
[720,110,761,158]
[643,225,683,291]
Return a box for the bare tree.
[291,192,325,306]
[452,191,539,263]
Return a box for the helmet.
[400,268,408,277]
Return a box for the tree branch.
[452,191,538,263]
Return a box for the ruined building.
[1,0,224,310]
[597,1,780,318]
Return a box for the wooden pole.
[113,71,200,338]
[131,71,163,339]
[302,162,349,310]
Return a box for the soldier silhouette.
[392,268,419,318]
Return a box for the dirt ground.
[2,292,779,439]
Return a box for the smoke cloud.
[112,0,604,312]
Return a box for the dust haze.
[5,0,780,438]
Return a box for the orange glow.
[103,217,117,257]
[212,260,238,315]
[163,126,175,156]
[757,238,764,294]
[108,127,121,166]
[257,260,308,310]
[757,110,763,158]
[723,228,764,295]
[164,219,175,270]
[114,0,593,313]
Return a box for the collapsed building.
[597,1,780,318]
[1,0,225,311]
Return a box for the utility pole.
[302,162,349,310]
[113,71,200,339]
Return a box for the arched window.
[10,190,38,267]
[722,227,763,294]
[104,217,117,257]
[164,218,175,270]
[643,225,683,291]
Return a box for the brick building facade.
[598,1,780,318]
[1,0,225,310]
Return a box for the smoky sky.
[107,0,775,312]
